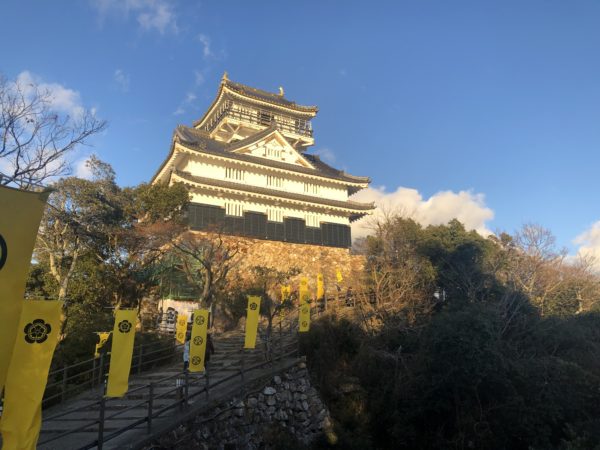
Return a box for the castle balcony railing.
[203,101,313,138]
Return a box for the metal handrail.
[38,323,300,449]
[42,338,182,408]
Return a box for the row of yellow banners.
[0,185,339,449]
[0,186,166,449]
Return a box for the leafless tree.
[509,223,567,315]
[173,231,246,308]
[0,73,106,189]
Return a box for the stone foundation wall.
[149,360,333,449]
[194,231,367,294]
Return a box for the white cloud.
[114,69,130,92]
[194,70,205,86]
[92,0,178,34]
[351,185,495,240]
[574,221,600,268]
[312,148,336,164]
[16,71,85,119]
[74,156,94,180]
[197,33,212,58]
[173,90,198,115]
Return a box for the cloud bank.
[92,0,178,34]
[574,221,600,268]
[351,185,495,240]
[16,71,86,119]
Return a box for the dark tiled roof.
[172,125,371,185]
[223,79,318,113]
[173,170,374,215]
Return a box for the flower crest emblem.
[118,320,132,333]
[301,306,308,314]
[177,332,184,341]
[24,319,51,344]
[191,356,202,365]
[195,316,205,326]
[193,336,204,345]
[301,321,308,328]
[249,302,258,311]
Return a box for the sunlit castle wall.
[152,74,374,274]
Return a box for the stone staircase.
[38,325,299,450]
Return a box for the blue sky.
[3,1,600,258]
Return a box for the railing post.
[239,351,245,397]
[98,353,105,390]
[61,366,68,403]
[98,395,106,450]
[279,320,283,360]
[147,383,154,433]
[92,357,97,388]
[137,343,144,374]
[184,370,189,407]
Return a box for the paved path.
[38,326,299,450]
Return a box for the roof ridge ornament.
[278,86,284,97]
[221,71,229,83]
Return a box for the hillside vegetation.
[302,218,600,450]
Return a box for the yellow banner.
[299,301,311,333]
[317,273,324,300]
[0,300,63,450]
[299,277,309,303]
[244,295,261,349]
[189,309,208,372]
[94,331,111,359]
[0,186,49,392]
[175,313,188,345]
[106,309,137,397]
[336,268,343,283]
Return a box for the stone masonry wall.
[150,360,333,449]
[193,231,367,294]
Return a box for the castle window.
[267,175,283,188]
[305,214,319,228]
[267,208,283,222]
[258,110,273,126]
[304,182,319,195]
[225,167,245,181]
[225,203,243,217]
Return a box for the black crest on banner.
[0,234,7,271]
[24,319,51,344]
[118,320,132,333]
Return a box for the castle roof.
[152,125,371,188]
[222,79,318,113]
[193,74,318,128]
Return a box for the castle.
[152,73,374,249]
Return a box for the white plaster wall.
[182,153,349,203]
